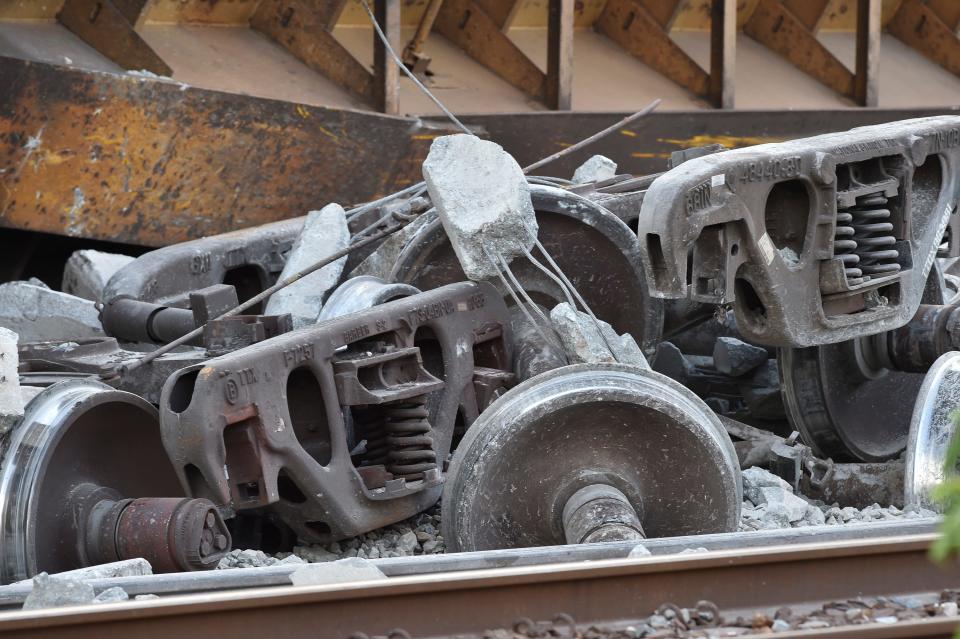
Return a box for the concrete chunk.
[62,250,135,302]
[550,302,648,369]
[572,154,617,183]
[93,587,129,604]
[0,283,104,342]
[422,135,538,281]
[264,204,350,329]
[713,336,768,377]
[22,573,96,610]
[0,328,22,436]
[289,557,387,586]
[54,558,152,580]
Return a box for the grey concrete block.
[550,302,648,369]
[289,557,387,586]
[62,250,135,302]
[0,283,104,342]
[22,573,95,610]
[422,135,537,281]
[713,336,768,377]
[572,155,617,183]
[265,203,350,329]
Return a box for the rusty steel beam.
[888,0,960,78]
[596,0,710,98]
[0,56,456,247]
[56,0,172,76]
[434,0,548,102]
[546,0,574,110]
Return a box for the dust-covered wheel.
[441,364,741,552]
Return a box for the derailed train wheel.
[905,351,960,511]
[391,185,664,355]
[779,265,949,462]
[441,364,741,552]
[0,379,227,583]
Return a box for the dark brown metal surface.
[0,55,455,247]
[0,536,955,638]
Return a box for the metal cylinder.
[885,303,959,372]
[86,496,231,573]
[561,484,645,545]
[100,296,196,344]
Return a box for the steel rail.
[0,534,955,639]
[0,518,938,605]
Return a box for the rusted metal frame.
[596,0,709,99]
[744,0,872,103]
[888,0,960,78]
[0,55,457,247]
[546,0,574,110]
[373,0,401,114]
[854,0,881,107]
[709,0,736,109]
[0,536,955,639]
[434,0,548,103]
[56,0,172,76]
[251,0,401,113]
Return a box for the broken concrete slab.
[54,558,152,581]
[22,573,96,610]
[0,283,104,342]
[550,302,648,369]
[62,250,135,302]
[739,360,786,420]
[289,557,387,586]
[713,336,768,377]
[422,135,537,281]
[572,154,617,183]
[264,204,350,329]
[650,342,695,384]
[92,586,129,604]
[0,328,23,437]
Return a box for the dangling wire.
[483,245,553,346]
[358,0,472,136]
[494,253,551,327]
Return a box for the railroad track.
[0,526,957,639]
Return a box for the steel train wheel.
[391,185,664,355]
[779,264,949,462]
[905,351,960,511]
[441,364,741,552]
[0,379,183,583]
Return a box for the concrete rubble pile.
[3,116,960,602]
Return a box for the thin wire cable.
[490,261,553,346]
[494,252,551,327]
[519,244,577,309]
[358,0,472,136]
[531,234,622,363]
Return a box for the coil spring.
[358,395,437,481]
[835,190,900,285]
